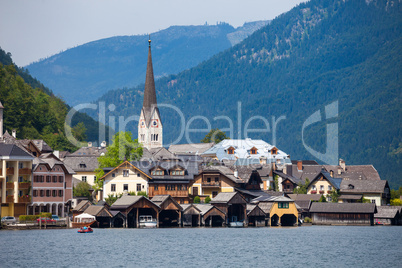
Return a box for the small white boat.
[139,215,157,228]
[229,216,244,227]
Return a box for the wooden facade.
[311,212,374,225]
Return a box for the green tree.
[390,198,402,206]
[105,193,123,206]
[319,195,327,202]
[205,196,211,203]
[73,182,92,200]
[201,128,229,144]
[328,189,340,203]
[293,178,310,194]
[72,122,87,142]
[94,132,143,193]
[193,196,201,203]
[274,175,279,192]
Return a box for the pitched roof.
[71,146,107,156]
[33,156,75,174]
[338,194,363,200]
[110,195,144,208]
[309,169,342,190]
[31,139,53,153]
[287,194,322,201]
[257,202,273,214]
[141,147,178,161]
[211,192,238,203]
[375,206,399,219]
[340,179,388,194]
[323,164,381,181]
[309,203,377,214]
[74,200,92,212]
[200,165,242,183]
[252,195,294,203]
[0,143,34,158]
[83,205,112,217]
[151,195,182,211]
[63,155,99,172]
[168,143,214,155]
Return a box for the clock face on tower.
[139,120,145,128]
[152,119,159,128]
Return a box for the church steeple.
[138,36,163,149]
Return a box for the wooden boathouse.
[309,203,377,225]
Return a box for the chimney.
[234,169,238,178]
[339,158,346,171]
[12,129,16,138]
[297,160,303,172]
[101,141,107,147]
[88,142,92,148]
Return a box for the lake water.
[1,226,401,267]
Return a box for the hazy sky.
[0,0,306,67]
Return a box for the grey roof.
[338,194,363,200]
[31,139,53,153]
[72,146,107,156]
[33,156,75,174]
[83,205,106,216]
[0,143,34,158]
[252,195,294,203]
[74,200,92,212]
[309,169,342,190]
[140,147,178,161]
[210,192,238,203]
[168,143,214,155]
[200,165,242,183]
[257,202,273,214]
[150,195,170,204]
[287,194,322,201]
[294,200,311,211]
[275,170,302,185]
[111,195,144,208]
[194,204,219,216]
[63,155,100,172]
[309,203,377,214]
[323,164,381,181]
[375,206,399,219]
[235,188,272,198]
[286,163,322,184]
[340,179,388,194]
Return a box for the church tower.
[138,37,163,149]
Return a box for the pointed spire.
[143,35,157,110]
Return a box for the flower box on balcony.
[6,195,14,203]
[327,190,333,194]
[18,195,31,203]
[311,190,317,194]
[6,182,14,189]
[319,190,325,194]
[19,182,31,189]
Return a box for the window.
[228,148,234,154]
[18,176,23,183]
[46,190,51,197]
[215,177,219,182]
[327,196,332,202]
[123,170,129,177]
[328,185,332,191]
[123,184,128,191]
[154,185,158,191]
[19,190,23,197]
[212,191,218,198]
[152,169,164,176]
[177,185,182,191]
[59,176,63,183]
[82,176,87,182]
[112,173,115,177]
[207,177,211,183]
[111,184,116,192]
[19,163,23,169]
[320,185,324,191]
[58,190,63,197]
[52,176,57,183]
[278,202,289,209]
[312,185,316,190]
[166,185,170,191]
[33,190,38,197]
[52,190,57,197]
[137,173,141,177]
[137,184,141,192]
[371,199,376,204]
[79,163,86,168]
[40,190,44,197]
[46,176,51,183]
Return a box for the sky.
[0,0,306,67]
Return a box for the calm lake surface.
[1,226,401,267]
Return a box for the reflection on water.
[0,226,401,267]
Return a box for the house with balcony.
[0,143,34,218]
[29,153,74,217]
[307,169,342,201]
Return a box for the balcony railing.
[319,190,325,194]
[18,195,31,203]
[6,182,14,189]
[6,195,14,203]
[202,181,221,187]
[19,168,32,175]
[19,182,31,189]
[311,190,317,194]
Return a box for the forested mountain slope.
[26,21,269,105]
[91,0,401,187]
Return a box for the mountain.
[26,21,269,105]
[89,0,401,188]
[0,47,109,150]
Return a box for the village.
[1,40,401,229]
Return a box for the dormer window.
[171,170,184,176]
[348,184,354,189]
[152,169,164,176]
[250,147,257,155]
[79,163,86,168]
[271,147,278,155]
[227,147,235,155]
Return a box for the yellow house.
[307,169,342,201]
[189,166,242,199]
[254,196,299,226]
[0,144,34,218]
[101,161,152,200]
